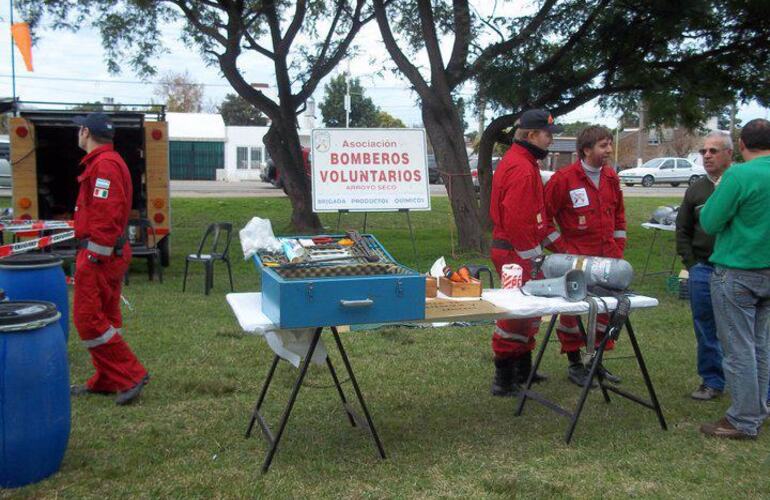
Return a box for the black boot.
[514,351,548,385]
[566,351,596,388]
[597,364,621,384]
[491,357,519,397]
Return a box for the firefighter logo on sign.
[569,188,589,208]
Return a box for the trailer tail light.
[16,126,29,138]
[152,198,164,209]
[153,213,165,224]
[151,129,163,140]
[19,197,32,209]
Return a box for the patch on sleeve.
[95,178,111,189]
[569,188,589,208]
[93,188,109,199]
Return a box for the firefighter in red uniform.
[490,109,565,397]
[544,125,626,387]
[69,113,149,405]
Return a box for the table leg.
[245,354,281,439]
[331,327,387,459]
[625,319,668,431]
[639,229,659,284]
[326,356,356,427]
[564,334,612,443]
[515,314,558,417]
[261,327,323,473]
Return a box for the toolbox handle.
[339,298,374,308]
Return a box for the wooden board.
[425,298,506,320]
[9,118,38,219]
[144,121,170,233]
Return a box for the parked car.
[265,146,311,189]
[619,157,706,187]
[427,154,442,184]
[0,158,10,188]
[470,156,501,191]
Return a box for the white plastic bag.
[239,217,282,260]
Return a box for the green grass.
[4,196,770,499]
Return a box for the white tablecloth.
[226,290,658,367]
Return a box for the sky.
[1,2,767,131]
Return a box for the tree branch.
[416,0,447,86]
[533,0,611,74]
[278,0,307,54]
[445,0,472,87]
[243,30,275,60]
[373,0,431,97]
[169,0,227,46]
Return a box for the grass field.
[3,196,770,499]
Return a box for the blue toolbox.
[254,233,426,329]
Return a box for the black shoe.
[70,384,95,397]
[567,362,597,388]
[70,384,111,397]
[115,375,150,406]
[597,364,621,384]
[513,351,548,385]
[491,358,520,397]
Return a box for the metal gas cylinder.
[542,254,634,290]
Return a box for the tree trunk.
[422,102,484,252]
[263,115,322,232]
[478,113,518,231]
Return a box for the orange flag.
[11,22,34,72]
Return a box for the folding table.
[227,289,665,473]
[639,222,678,283]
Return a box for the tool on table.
[346,231,379,262]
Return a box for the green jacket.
[675,176,716,269]
[701,154,770,269]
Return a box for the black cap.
[73,112,115,140]
[517,109,563,133]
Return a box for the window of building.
[250,147,263,169]
[236,147,249,169]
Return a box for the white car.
[619,157,706,187]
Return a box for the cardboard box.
[438,276,482,297]
[425,276,438,298]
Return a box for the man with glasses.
[676,131,733,401]
[699,119,770,439]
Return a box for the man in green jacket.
[699,119,770,439]
[676,131,733,401]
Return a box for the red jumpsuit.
[74,144,148,393]
[490,143,564,359]
[544,160,627,353]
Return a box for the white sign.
[311,128,431,212]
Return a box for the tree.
[319,74,380,127]
[375,111,406,128]
[473,0,770,229]
[20,1,376,231]
[558,121,593,137]
[153,71,204,113]
[218,93,269,126]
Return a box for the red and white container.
[501,263,523,289]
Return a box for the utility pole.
[10,0,17,106]
[636,101,645,167]
[344,62,351,128]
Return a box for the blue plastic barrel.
[0,301,70,488]
[0,254,70,340]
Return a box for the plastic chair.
[183,222,234,295]
[125,218,162,284]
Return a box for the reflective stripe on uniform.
[542,231,561,246]
[516,245,543,260]
[83,326,119,349]
[494,326,530,343]
[557,324,581,334]
[87,240,114,256]
[613,230,627,239]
